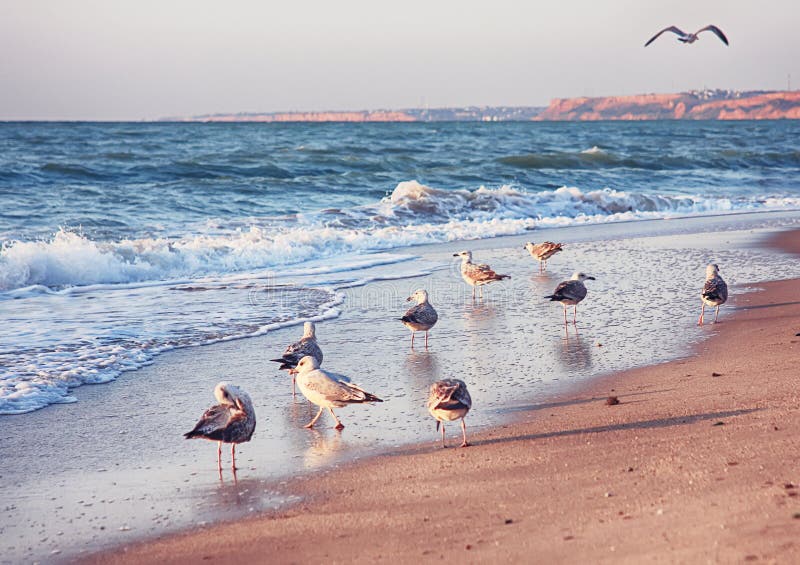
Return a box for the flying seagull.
[401,289,438,348]
[698,263,728,325]
[294,356,383,430]
[270,321,323,395]
[545,272,596,325]
[524,241,564,273]
[453,250,510,299]
[427,379,472,448]
[184,382,256,472]
[645,25,729,47]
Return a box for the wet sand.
[81,231,800,563]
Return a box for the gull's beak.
[587,276,596,280]
[452,253,460,257]
[406,296,413,302]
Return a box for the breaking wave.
[2,180,800,292]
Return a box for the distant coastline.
[161,89,800,122]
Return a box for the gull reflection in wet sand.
[303,429,345,469]
[403,351,439,406]
[404,350,440,388]
[557,328,594,373]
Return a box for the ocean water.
[2,120,800,414]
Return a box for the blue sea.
[2,120,800,415]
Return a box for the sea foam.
[3,181,799,292]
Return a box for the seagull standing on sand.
[294,356,383,430]
[453,250,510,299]
[545,272,596,325]
[401,289,438,348]
[698,263,728,325]
[270,321,323,395]
[524,241,564,273]
[645,25,729,47]
[184,382,256,472]
[427,379,472,448]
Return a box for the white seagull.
[401,289,438,348]
[427,379,472,448]
[184,382,256,472]
[453,250,510,299]
[645,25,729,47]
[698,263,728,325]
[294,356,383,430]
[545,272,596,325]
[524,241,564,273]
[270,321,323,395]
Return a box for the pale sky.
[1,0,798,120]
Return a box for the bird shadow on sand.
[473,407,760,448]
[733,301,800,311]
[497,388,676,414]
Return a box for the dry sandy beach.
[81,229,800,564]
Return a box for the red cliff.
[535,90,800,121]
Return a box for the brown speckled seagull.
[453,250,510,299]
[698,263,728,325]
[184,382,256,472]
[401,289,438,348]
[427,379,472,448]
[524,241,564,273]
[545,272,596,325]
[270,321,323,395]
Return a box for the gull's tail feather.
[183,428,203,440]
[271,357,297,370]
[362,391,384,403]
[342,381,384,403]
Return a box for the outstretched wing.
[697,24,728,45]
[645,26,686,47]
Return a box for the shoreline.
[80,229,800,563]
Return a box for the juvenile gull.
[645,25,729,47]
[270,321,323,395]
[698,263,728,325]
[545,272,596,325]
[427,379,472,448]
[184,382,256,471]
[401,289,438,348]
[524,241,564,273]
[453,250,510,299]
[294,356,383,430]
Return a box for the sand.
[80,230,800,564]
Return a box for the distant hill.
[161,90,800,123]
[535,89,800,121]
[161,106,546,123]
